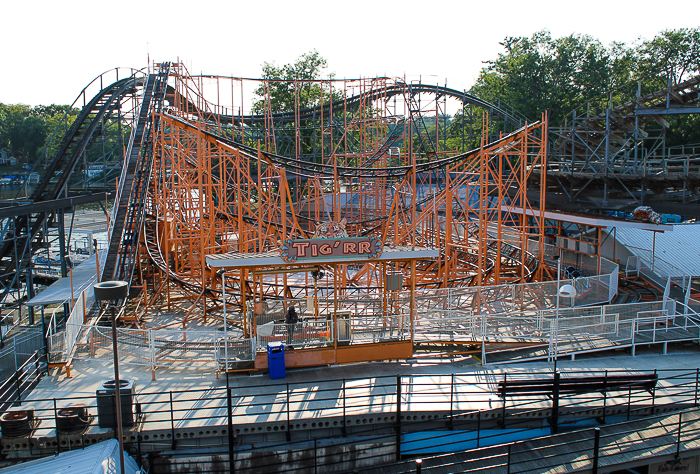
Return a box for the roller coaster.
[1,62,698,333]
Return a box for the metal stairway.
[101,63,170,287]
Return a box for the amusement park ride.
[3,62,699,374]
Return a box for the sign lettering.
[280,236,382,263]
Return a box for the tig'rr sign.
[280,237,382,263]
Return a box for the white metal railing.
[625,248,691,298]
[338,314,408,344]
[256,321,333,349]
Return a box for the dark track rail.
[102,64,170,285]
[0,74,143,301]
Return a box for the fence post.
[651,369,658,415]
[551,372,560,434]
[676,411,683,459]
[286,382,291,442]
[476,410,481,448]
[149,330,156,381]
[342,378,347,436]
[501,374,507,428]
[507,444,512,474]
[53,398,59,453]
[169,392,175,449]
[627,386,632,420]
[592,428,601,474]
[396,375,401,461]
[13,336,18,372]
[695,368,699,407]
[227,387,234,474]
[448,374,454,430]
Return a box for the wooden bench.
[497,372,658,398]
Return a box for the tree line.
[470,28,700,146]
[1,27,698,164]
[0,104,80,164]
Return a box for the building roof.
[611,223,700,277]
[502,206,674,231]
[206,245,440,269]
[0,439,141,474]
[26,250,106,307]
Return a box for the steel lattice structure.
[137,64,549,319]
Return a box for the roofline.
[502,206,673,231]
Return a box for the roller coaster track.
[102,63,170,285]
[191,81,527,129]
[0,72,143,301]
[163,112,539,180]
[541,75,700,214]
[552,75,700,171]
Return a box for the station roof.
[502,206,674,231]
[26,251,106,307]
[206,245,440,269]
[608,223,700,277]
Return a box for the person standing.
[285,306,298,346]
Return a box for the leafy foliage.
[252,50,340,114]
[0,103,79,162]
[471,28,700,126]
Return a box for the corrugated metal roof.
[0,439,141,474]
[612,224,700,277]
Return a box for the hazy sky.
[3,0,698,107]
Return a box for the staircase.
[101,63,170,285]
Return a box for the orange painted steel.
[142,65,548,311]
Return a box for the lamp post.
[94,280,128,474]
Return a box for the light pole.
[94,281,128,474]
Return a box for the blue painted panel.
[402,428,550,454]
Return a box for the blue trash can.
[267,341,285,379]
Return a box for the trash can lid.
[267,341,284,349]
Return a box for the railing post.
[476,409,481,448]
[227,387,234,474]
[342,378,347,436]
[676,411,683,460]
[396,375,402,461]
[314,438,318,474]
[286,382,291,442]
[507,444,512,474]
[695,368,699,407]
[53,398,59,453]
[448,373,454,430]
[592,427,601,474]
[169,391,176,449]
[14,371,21,406]
[627,386,632,420]
[551,372,560,434]
[651,369,658,415]
[501,374,507,428]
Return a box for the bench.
[497,372,658,398]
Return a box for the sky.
[2,0,699,108]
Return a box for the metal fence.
[0,328,44,383]
[4,367,700,473]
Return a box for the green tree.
[252,50,337,114]
[472,30,622,124]
[10,115,47,161]
[638,28,700,89]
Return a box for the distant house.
[0,151,18,166]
